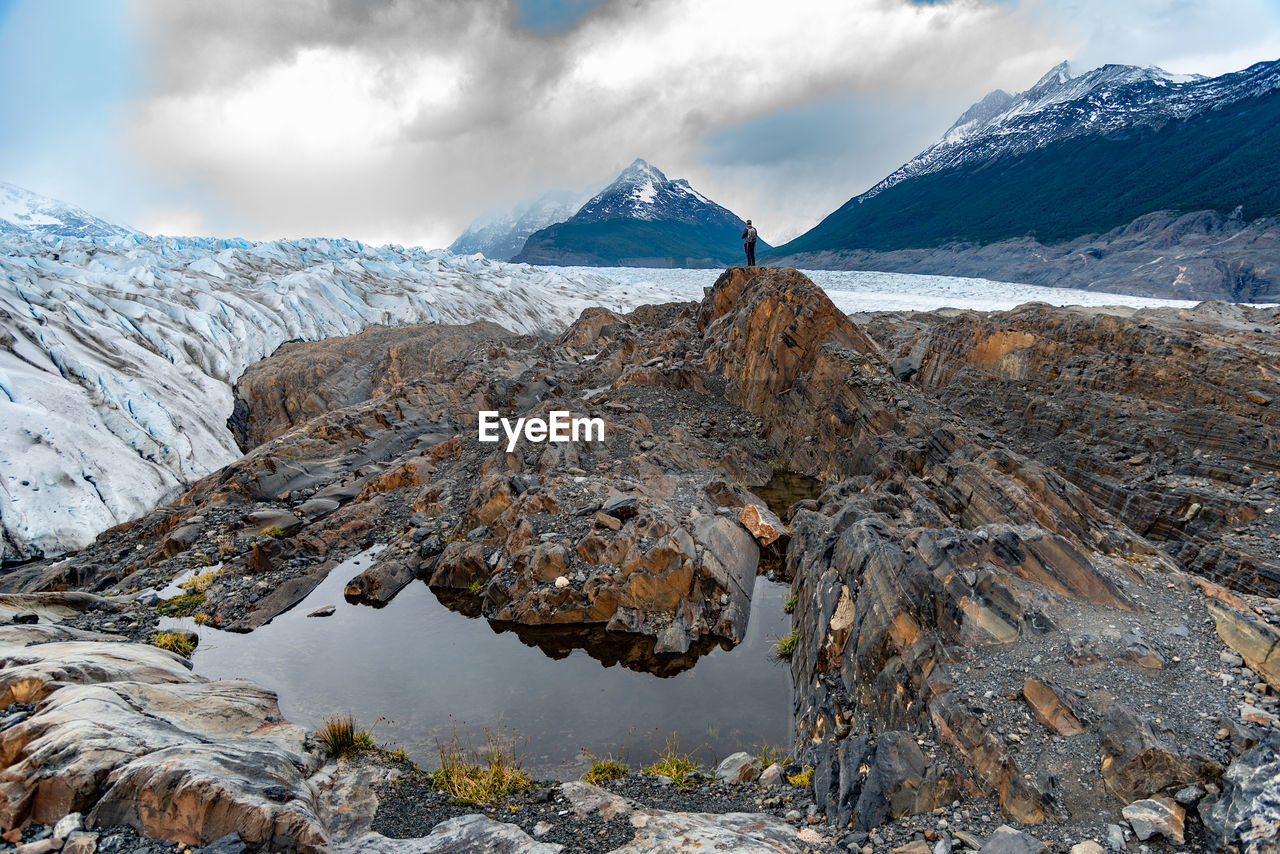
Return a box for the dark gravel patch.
[371,768,635,852]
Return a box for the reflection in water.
[431,588,730,678]
[754,471,826,521]
[494,620,731,678]
[163,549,793,775]
[752,471,826,578]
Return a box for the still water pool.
[163,550,794,776]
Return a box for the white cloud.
[127,0,1280,249]
[136,206,213,238]
[129,0,1069,248]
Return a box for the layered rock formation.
[0,622,332,851]
[5,266,1280,850]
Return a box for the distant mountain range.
[448,185,600,261]
[0,181,135,240]
[769,58,1280,300]
[459,159,765,268]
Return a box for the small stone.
[594,512,622,531]
[1070,843,1104,854]
[15,840,62,854]
[1174,785,1203,807]
[2,828,23,844]
[760,763,784,788]
[1106,823,1127,851]
[306,605,336,618]
[601,495,642,521]
[935,838,954,854]
[979,825,1047,854]
[61,832,99,854]
[554,576,570,589]
[54,812,83,839]
[12,612,39,624]
[1122,797,1185,844]
[784,809,802,823]
[532,821,554,837]
[894,842,933,854]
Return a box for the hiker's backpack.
[745,226,757,243]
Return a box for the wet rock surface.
[4,267,1280,851]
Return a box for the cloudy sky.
[2,0,1279,248]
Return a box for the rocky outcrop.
[3,280,779,667]
[231,322,515,450]
[693,267,1245,831]
[0,622,336,852]
[867,299,1280,593]
[9,265,1280,851]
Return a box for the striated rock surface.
[867,299,1280,593]
[0,622,339,852]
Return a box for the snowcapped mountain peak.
[622,158,664,179]
[861,58,1273,201]
[0,181,135,241]
[1029,60,1073,94]
[570,159,739,227]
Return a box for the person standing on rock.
[741,220,757,267]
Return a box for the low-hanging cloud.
[128,0,1077,247]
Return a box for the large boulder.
[1203,732,1280,854]
[0,625,330,852]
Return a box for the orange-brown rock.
[231,321,512,449]
[738,503,787,546]
[1207,600,1280,691]
[1023,677,1085,737]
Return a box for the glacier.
[0,233,687,563]
[553,266,1202,313]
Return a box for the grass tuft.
[582,752,628,785]
[156,592,205,618]
[430,729,532,805]
[151,630,195,657]
[644,736,700,788]
[783,594,798,614]
[182,568,223,594]
[753,742,792,769]
[318,713,376,759]
[773,627,800,658]
[263,525,286,538]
